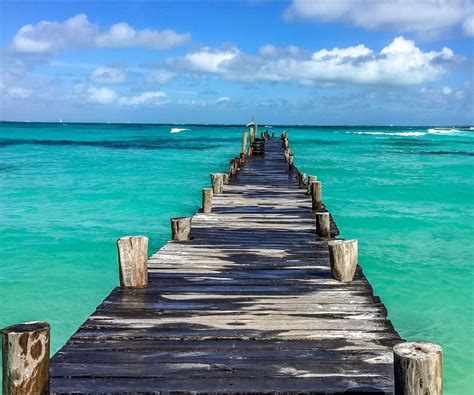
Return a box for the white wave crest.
[170,128,190,133]
[351,131,425,136]
[427,128,461,135]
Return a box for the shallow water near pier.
[0,123,472,393]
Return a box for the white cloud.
[442,86,453,95]
[182,47,239,72]
[117,91,168,106]
[87,86,118,104]
[11,14,190,54]
[216,96,231,104]
[284,0,474,38]
[6,87,32,98]
[90,67,125,84]
[463,15,474,36]
[172,36,454,86]
[259,44,302,57]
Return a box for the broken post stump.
[393,342,442,395]
[328,239,358,282]
[2,321,50,395]
[315,212,331,238]
[210,173,224,194]
[202,188,213,214]
[117,236,148,288]
[171,217,192,241]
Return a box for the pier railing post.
[298,172,307,189]
[242,131,248,155]
[315,212,331,238]
[307,175,317,195]
[223,172,229,185]
[328,239,358,282]
[2,321,50,395]
[393,342,442,395]
[171,217,192,241]
[202,188,213,213]
[240,152,245,164]
[117,236,149,288]
[210,173,224,194]
[311,181,322,211]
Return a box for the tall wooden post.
[210,173,224,194]
[242,132,248,155]
[311,181,322,211]
[2,321,50,395]
[223,172,229,185]
[328,239,358,282]
[307,175,317,195]
[393,342,442,395]
[117,236,148,288]
[171,217,192,241]
[315,212,331,238]
[240,152,245,164]
[202,188,213,213]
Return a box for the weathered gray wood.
[2,321,50,395]
[223,172,229,185]
[242,132,248,155]
[311,181,322,211]
[307,175,317,195]
[393,342,442,395]
[210,173,224,194]
[328,239,358,282]
[171,217,192,241]
[201,188,213,214]
[116,236,148,288]
[240,152,245,164]
[298,172,307,189]
[50,137,399,394]
[316,212,331,238]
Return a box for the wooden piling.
[328,239,358,282]
[210,173,224,194]
[223,172,229,185]
[315,212,331,238]
[298,172,307,189]
[240,152,245,164]
[202,188,213,214]
[116,236,149,288]
[311,181,322,211]
[242,132,248,155]
[288,154,294,170]
[307,175,317,195]
[393,342,442,395]
[2,321,50,395]
[171,217,192,241]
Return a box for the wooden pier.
[2,131,443,394]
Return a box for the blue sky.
[1,0,473,124]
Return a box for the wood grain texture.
[50,137,400,394]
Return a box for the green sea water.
[0,123,473,393]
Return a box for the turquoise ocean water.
[0,123,473,393]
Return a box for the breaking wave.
[170,128,190,133]
[349,128,470,137]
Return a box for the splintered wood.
[49,137,401,394]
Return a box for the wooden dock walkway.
[46,136,402,394]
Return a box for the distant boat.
[59,118,63,123]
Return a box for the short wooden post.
[298,172,307,189]
[202,188,213,213]
[328,239,358,282]
[223,172,229,185]
[307,175,317,195]
[311,181,322,211]
[242,132,248,155]
[240,152,245,164]
[117,236,148,288]
[288,154,294,170]
[171,217,192,241]
[2,321,50,395]
[315,212,331,238]
[210,173,224,194]
[229,159,236,177]
[393,342,442,395]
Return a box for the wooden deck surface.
[50,137,401,394]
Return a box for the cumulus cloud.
[90,67,125,84]
[87,86,118,104]
[11,13,191,54]
[284,0,474,38]
[171,36,454,86]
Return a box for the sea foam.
[170,128,190,133]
